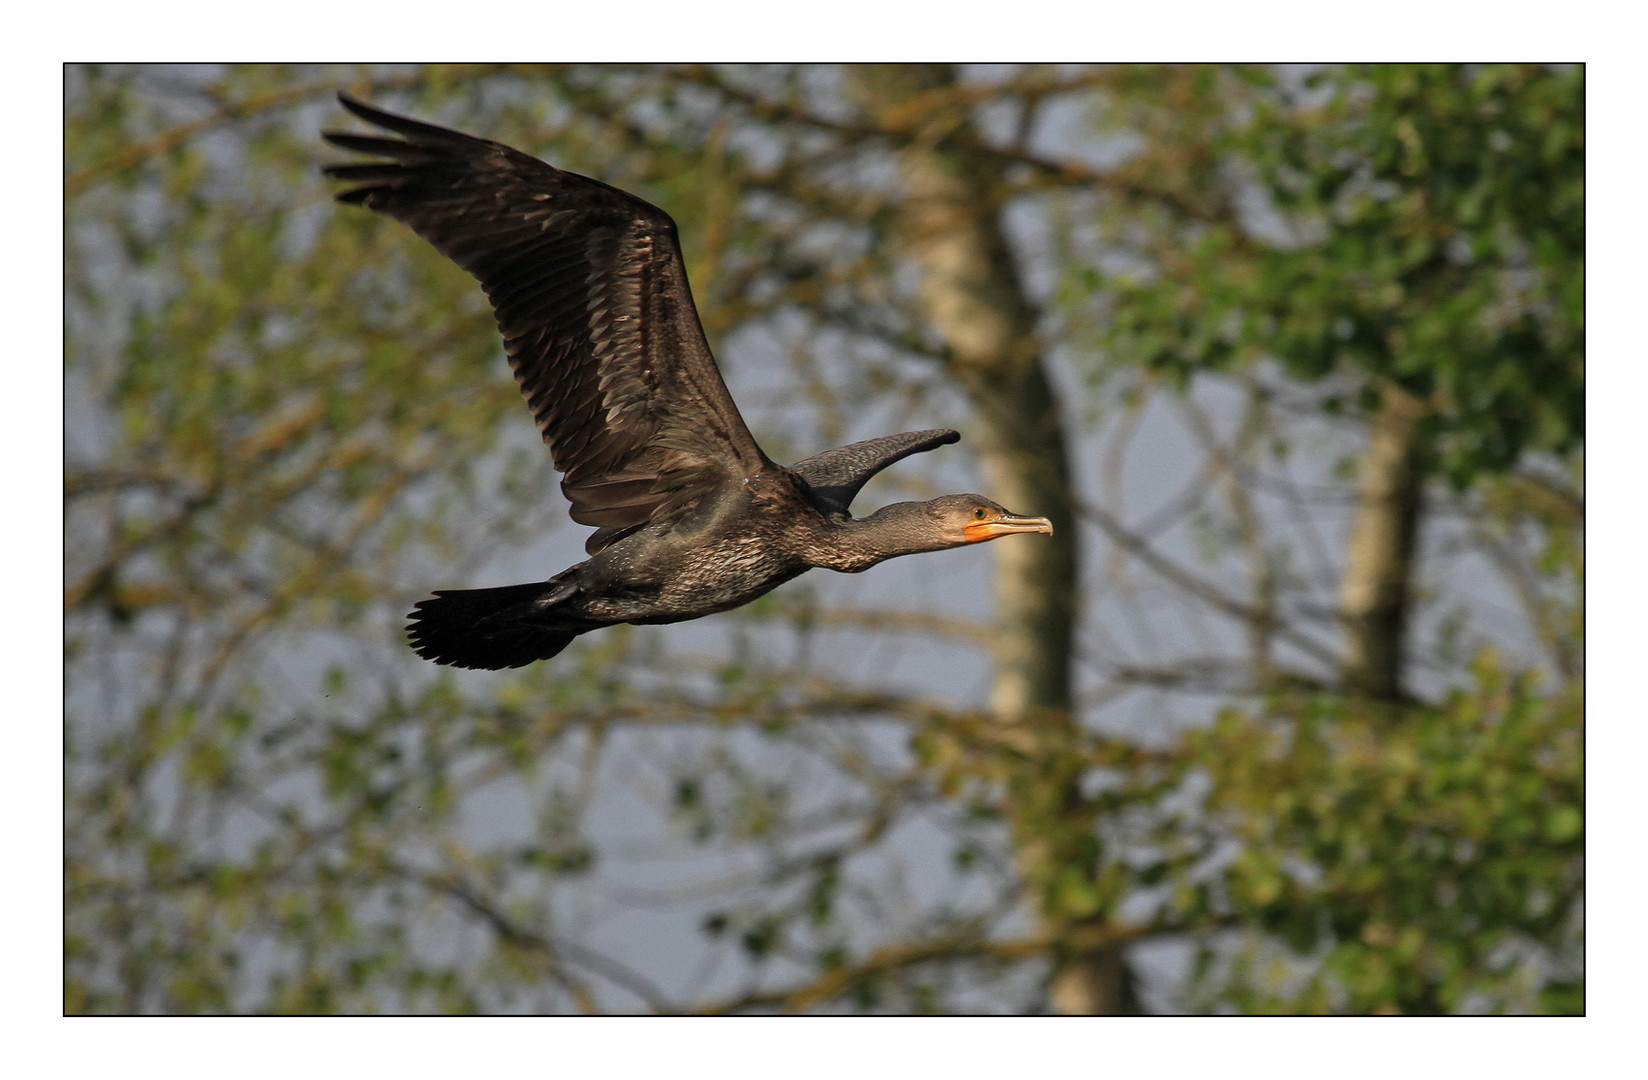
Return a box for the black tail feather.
[406,580,596,670]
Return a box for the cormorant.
[323,94,1053,670]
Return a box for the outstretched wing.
[323,94,772,553]
[792,429,960,514]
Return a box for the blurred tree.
[65,63,1580,1014]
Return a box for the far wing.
[792,429,960,514]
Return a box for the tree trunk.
[849,64,1133,1015]
[1339,382,1427,701]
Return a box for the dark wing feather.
[323,94,771,553]
[792,429,960,514]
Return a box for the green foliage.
[1094,64,1583,488]
[1177,651,1582,1013]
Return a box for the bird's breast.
[581,530,809,625]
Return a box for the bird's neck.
[802,502,948,573]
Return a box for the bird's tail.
[406,578,597,670]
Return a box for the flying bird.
[323,93,1053,669]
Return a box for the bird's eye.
[972,507,987,520]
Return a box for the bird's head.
[824,493,1054,571]
[926,494,1055,547]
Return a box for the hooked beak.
[963,512,1055,543]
